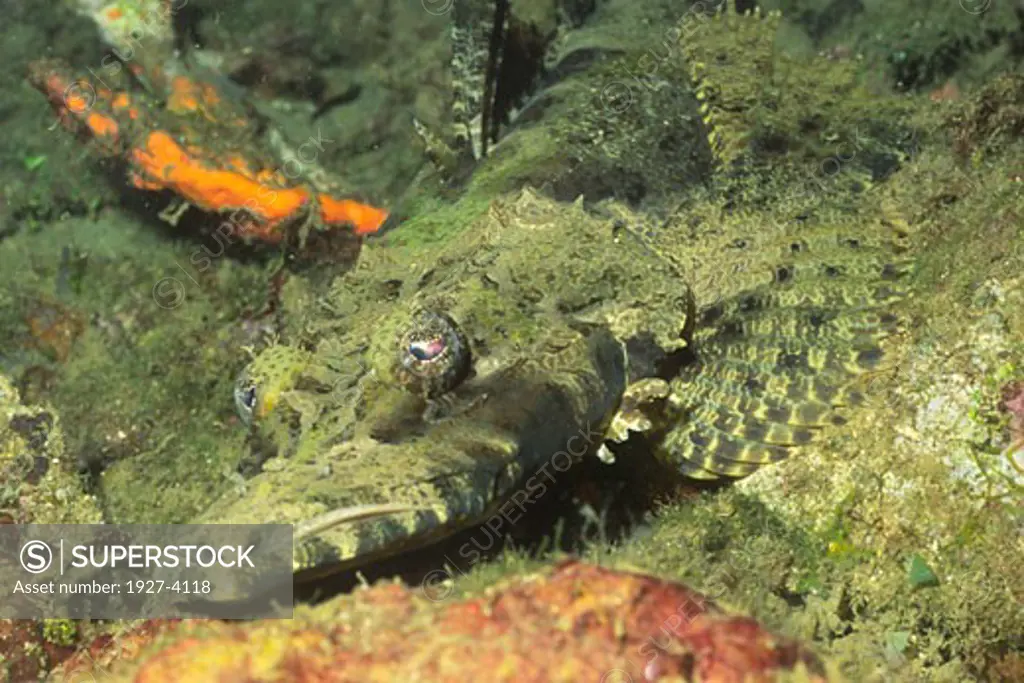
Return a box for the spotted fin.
[658,219,912,480]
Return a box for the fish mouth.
[199,325,627,604]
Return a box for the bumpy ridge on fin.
[682,0,782,168]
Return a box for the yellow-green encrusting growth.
[41,619,79,648]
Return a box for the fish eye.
[397,311,471,396]
[231,344,311,428]
[233,375,258,426]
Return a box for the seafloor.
[0,0,1021,681]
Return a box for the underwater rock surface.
[55,561,828,683]
[0,0,1021,681]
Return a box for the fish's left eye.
[233,376,258,426]
[397,311,471,397]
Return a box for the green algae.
[907,555,939,590]
[373,192,493,251]
[0,5,113,232]
[0,213,274,524]
[40,620,78,648]
[762,0,1023,92]
[421,0,720,210]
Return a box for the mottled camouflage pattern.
[203,190,692,579]
[204,1,915,580]
[209,183,911,581]
[413,0,502,179]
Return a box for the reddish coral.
[27,59,388,245]
[57,561,826,683]
[57,620,183,681]
[1002,382,1024,427]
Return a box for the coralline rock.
[56,561,829,683]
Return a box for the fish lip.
[295,503,438,540]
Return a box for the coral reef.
[0,1,1021,681]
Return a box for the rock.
[56,561,829,683]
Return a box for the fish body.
[204,0,915,586]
